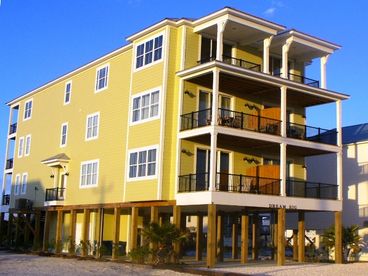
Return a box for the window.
[135,35,163,69]
[95,65,109,92]
[129,147,157,179]
[80,160,99,187]
[21,173,28,194]
[25,135,31,156]
[14,174,20,195]
[85,113,99,140]
[132,90,160,123]
[24,99,33,120]
[18,137,24,158]
[64,81,72,104]
[60,123,68,147]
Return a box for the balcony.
[9,123,17,135]
[2,194,10,205]
[287,122,337,145]
[5,158,13,170]
[286,180,337,200]
[180,108,281,136]
[45,187,65,201]
[178,172,280,196]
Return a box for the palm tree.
[321,224,363,262]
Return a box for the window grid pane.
[81,161,98,186]
[131,91,159,123]
[135,35,163,69]
[129,149,157,178]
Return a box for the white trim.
[21,172,28,195]
[127,145,159,182]
[129,87,162,126]
[179,25,187,71]
[85,112,100,141]
[24,134,31,156]
[133,31,165,72]
[79,159,99,188]
[60,122,68,147]
[175,79,185,200]
[64,80,72,105]
[14,174,21,196]
[17,136,24,158]
[94,63,110,93]
[23,98,33,121]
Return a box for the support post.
[129,207,138,251]
[282,38,293,79]
[81,209,90,257]
[7,213,13,247]
[252,214,259,260]
[216,21,227,61]
[216,213,224,262]
[55,210,63,254]
[33,211,41,250]
[173,205,182,259]
[42,211,50,252]
[293,229,298,261]
[336,100,343,200]
[96,208,104,258]
[335,211,343,264]
[196,215,203,261]
[207,204,216,268]
[150,206,159,251]
[24,214,31,246]
[320,54,330,89]
[277,208,286,266]
[112,207,121,260]
[232,216,238,259]
[298,211,305,262]
[69,210,77,254]
[241,213,249,264]
[263,36,273,74]
[15,213,20,246]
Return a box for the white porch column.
[280,143,287,196]
[280,86,287,137]
[209,130,218,192]
[336,100,343,200]
[212,68,220,126]
[263,36,273,74]
[320,54,330,89]
[282,38,293,79]
[216,20,227,61]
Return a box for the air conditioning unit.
[15,198,33,210]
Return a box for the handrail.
[286,179,337,200]
[274,72,319,88]
[287,121,337,145]
[45,187,65,201]
[5,158,13,170]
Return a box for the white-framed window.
[14,174,21,195]
[18,136,24,158]
[85,112,100,141]
[135,34,163,69]
[25,135,31,156]
[60,123,68,147]
[131,89,160,124]
[21,173,28,194]
[80,159,99,188]
[23,99,33,120]
[95,64,109,92]
[128,146,158,180]
[64,81,72,104]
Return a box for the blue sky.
[0,0,367,177]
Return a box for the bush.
[128,246,151,264]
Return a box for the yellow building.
[0,7,348,266]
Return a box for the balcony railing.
[178,172,280,196]
[180,108,281,136]
[287,122,337,145]
[45,187,65,201]
[286,180,337,200]
[2,194,10,205]
[197,55,262,72]
[274,72,319,88]
[5,158,13,170]
[9,123,17,135]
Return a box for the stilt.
[7,213,13,246]
[112,207,121,260]
[81,209,90,257]
[69,210,77,254]
[196,215,203,261]
[216,213,224,262]
[252,214,259,260]
[172,205,181,259]
[335,211,343,264]
[95,208,104,258]
[277,208,285,266]
[292,229,298,261]
[24,214,31,246]
[207,204,216,268]
[232,216,238,259]
[55,210,63,254]
[273,212,278,260]
[42,211,50,252]
[15,213,20,247]
[33,211,41,251]
[298,211,305,262]
[129,207,138,251]
[241,212,249,264]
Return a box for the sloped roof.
[41,153,70,164]
[341,123,368,144]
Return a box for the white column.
[216,21,227,61]
[320,54,330,89]
[336,100,343,200]
[280,86,287,137]
[280,143,287,196]
[209,130,218,192]
[282,38,293,79]
[212,68,220,126]
[263,36,273,74]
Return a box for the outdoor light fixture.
[181,149,193,156]
[243,157,260,164]
[184,90,195,98]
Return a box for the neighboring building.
[0,7,348,266]
[306,123,368,260]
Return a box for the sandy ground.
[0,251,194,276]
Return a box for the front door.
[218,152,230,191]
[196,149,210,190]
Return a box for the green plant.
[129,246,151,264]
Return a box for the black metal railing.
[197,56,216,64]
[2,194,10,205]
[178,172,281,196]
[287,122,337,145]
[222,55,261,72]
[45,187,65,201]
[5,158,13,170]
[274,72,319,88]
[286,180,337,200]
[180,108,212,131]
[9,123,17,135]
[218,108,281,135]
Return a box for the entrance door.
[198,91,212,127]
[196,149,209,190]
[59,173,67,200]
[218,152,230,191]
